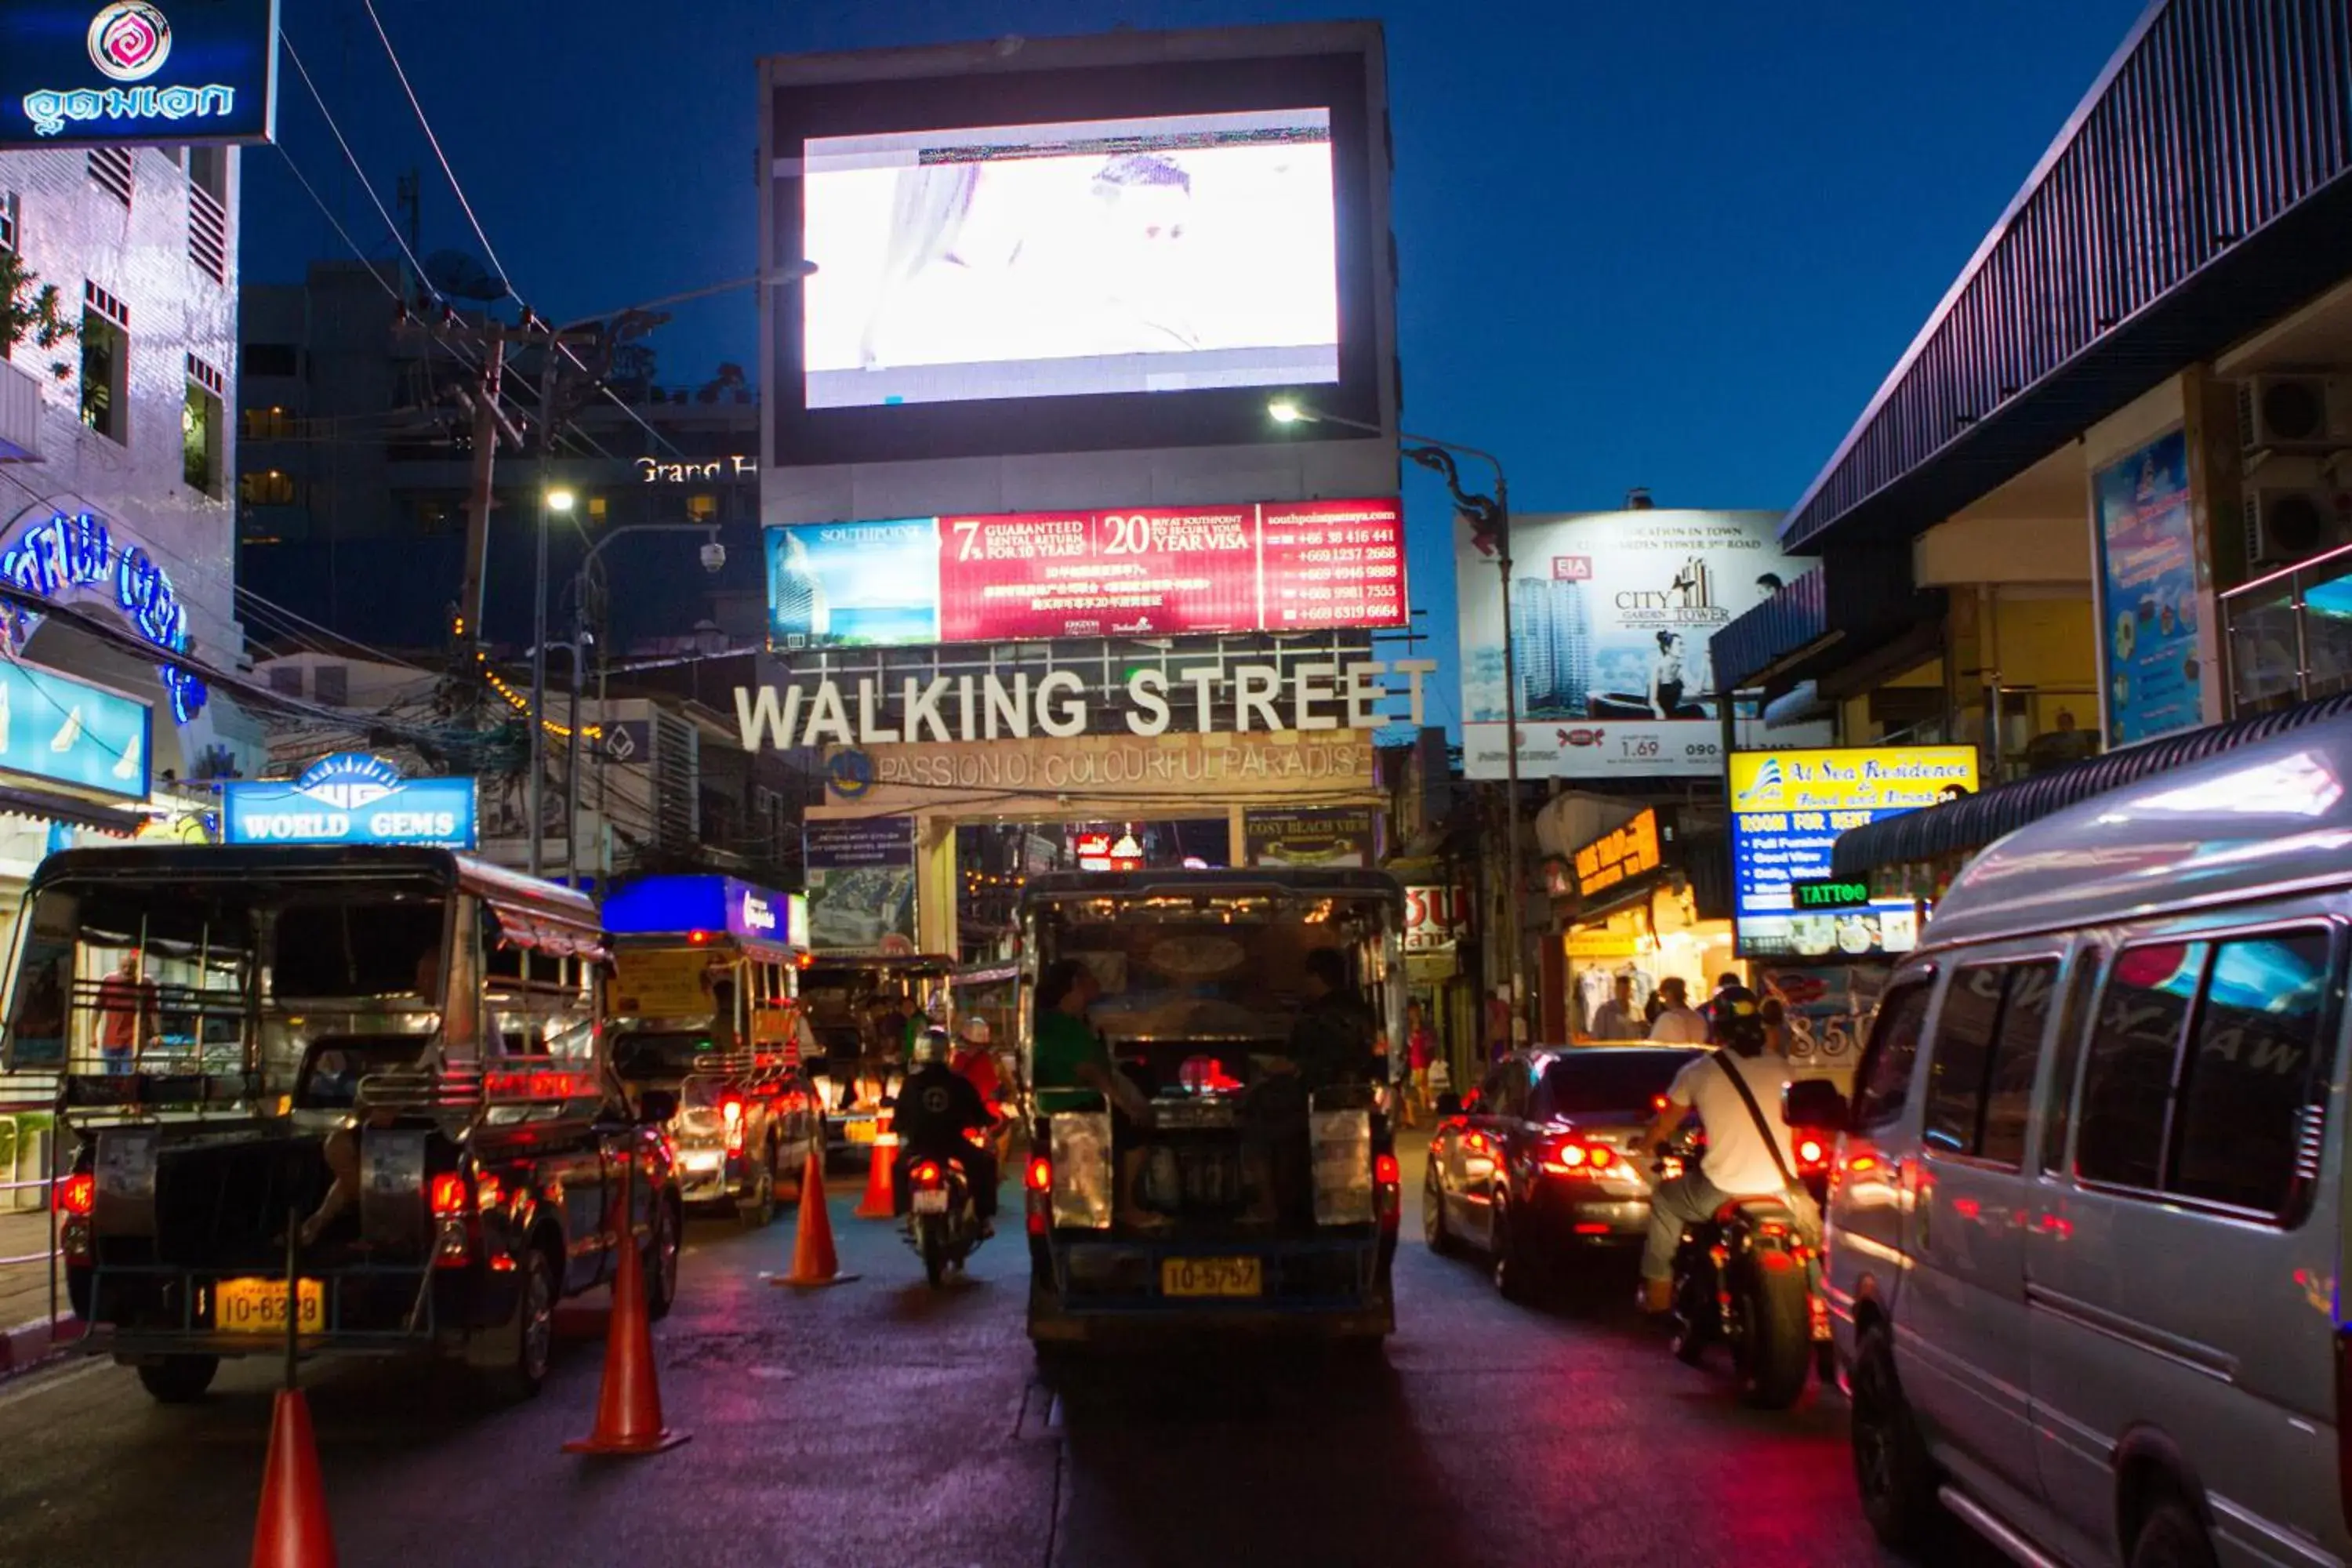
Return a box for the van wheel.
[485,1245,554,1401]
[136,1354,219,1404]
[2130,1500,2216,1568]
[1849,1323,1943,1550]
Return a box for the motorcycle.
[1654,1132,1824,1410]
[902,1145,988,1289]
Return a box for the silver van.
[1789,724,2352,1568]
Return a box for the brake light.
[912,1160,942,1189]
[723,1095,746,1154]
[1539,1138,1616,1175]
[1798,1139,1825,1166]
[1026,1155,1053,1192]
[1025,1153,1052,1236]
[474,1173,504,1211]
[1847,1153,1878,1174]
[56,1172,93,1217]
[1653,1094,1669,1112]
[429,1172,467,1217]
[1374,1152,1399,1186]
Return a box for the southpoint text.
[735,659,1438,750]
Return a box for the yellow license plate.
[215,1277,325,1335]
[846,1120,880,1144]
[1160,1257,1262,1298]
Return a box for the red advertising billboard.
[766,498,1406,648]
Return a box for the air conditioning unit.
[2246,473,2352,571]
[2239,374,2349,452]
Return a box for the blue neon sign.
[0,508,206,723]
[223,754,477,850]
[1,1,280,150]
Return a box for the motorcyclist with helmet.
[894,1024,1000,1236]
[1633,983,1798,1314]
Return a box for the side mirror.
[1434,1091,1463,1118]
[637,1088,679,1125]
[1784,1078,1847,1133]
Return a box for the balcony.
[0,357,41,462]
[2221,541,2352,716]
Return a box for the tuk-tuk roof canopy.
[603,875,803,955]
[31,844,606,960]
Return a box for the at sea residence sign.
[2,2,281,149]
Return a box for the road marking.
[0,1355,110,1410]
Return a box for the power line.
[354,0,510,289]
[281,34,432,294]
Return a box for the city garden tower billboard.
[1457,509,1826,780]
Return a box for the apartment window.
[242,343,299,379]
[86,147,132,206]
[685,492,719,522]
[313,665,349,706]
[78,283,130,444]
[0,191,16,253]
[411,493,464,536]
[266,666,303,696]
[183,354,224,495]
[188,179,227,284]
[241,405,298,441]
[586,495,608,523]
[239,470,297,506]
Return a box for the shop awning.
[1831,690,2352,877]
[0,784,141,837]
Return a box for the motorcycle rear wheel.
[1668,1250,1714,1364]
[1733,1250,1812,1409]
[920,1218,948,1289]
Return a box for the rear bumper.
[1030,1232,1396,1339]
[70,1261,513,1356]
[1525,1185,1653,1244]
[673,1146,747,1203]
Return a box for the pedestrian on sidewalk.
[1403,1000,1435,1127]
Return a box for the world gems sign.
[765,499,1406,648]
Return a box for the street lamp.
[562,522,724,891]
[526,485,579,877]
[1269,397,1527,1044]
[521,263,815,881]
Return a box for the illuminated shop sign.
[1573,808,1672,901]
[223,754,476,849]
[735,658,1436,751]
[2,1,280,149]
[1726,746,1978,959]
[0,508,205,723]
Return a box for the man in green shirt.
[1033,958,1156,1226]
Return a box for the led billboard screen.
[803,108,1338,409]
[768,497,1403,648]
[764,26,1390,469]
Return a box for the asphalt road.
[0,1138,1966,1567]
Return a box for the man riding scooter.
[894,1025,1000,1237]
[1634,984,1798,1314]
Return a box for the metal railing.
[2219,539,2352,715]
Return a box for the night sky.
[246,0,2149,729]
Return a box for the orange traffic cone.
[854,1109,898,1220]
[250,1388,336,1568]
[564,1163,688,1456]
[773,1147,858,1287]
